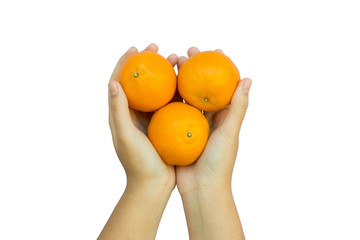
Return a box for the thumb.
[108,80,132,139]
[223,78,252,136]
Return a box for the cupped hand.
[108,44,178,190]
[175,47,252,196]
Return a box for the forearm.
[181,185,245,240]
[98,182,173,240]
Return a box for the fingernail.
[215,49,224,54]
[241,78,252,94]
[109,81,118,96]
[127,46,136,53]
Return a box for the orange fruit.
[148,102,209,166]
[118,51,176,112]
[178,51,240,111]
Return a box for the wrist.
[99,173,174,240]
[180,184,243,240]
[125,166,176,192]
[182,184,232,198]
[125,176,174,200]
[179,178,232,199]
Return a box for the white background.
[1,0,359,239]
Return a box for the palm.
[176,105,237,194]
[129,106,165,163]
[127,108,176,186]
[129,108,153,134]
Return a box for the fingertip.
[240,78,252,94]
[109,81,127,101]
[124,46,138,59]
[230,78,251,107]
[143,43,159,52]
[128,46,138,54]
[108,81,119,97]
[187,47,200,57]
[177,56,187,70]
[167,54,178,67]
[225,78,251,131]
[215,49,224,54]
[178,56,187,62]
[169,53,178,58]
[241,77,252,81]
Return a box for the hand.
[99,44,179,240]
[174,47,251,240]
[108,44,178,191]
[176,47,252,196]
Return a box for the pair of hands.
[108,43,252,197]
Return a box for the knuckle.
[110,103,121,114]
[238,99,249,108]
[236,100,249,115]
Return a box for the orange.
[118,51,176,112]
[178,51,240,112]
[148,102,209,166]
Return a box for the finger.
[108,80,133,140]
[167,54,178,67]
[187,47,200,57]
[222,78,252,136]
[215,49,224,54]
[110,46,138,82]
[142,43,159,53]
[109,108,118,147]
[177,56,187,70]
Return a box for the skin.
[98,44,177,240]
[176,47,252,240]
[98,44,252,240]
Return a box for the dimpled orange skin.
[148,102,210,166]
[178,51,240,112]
[117,51,177,112]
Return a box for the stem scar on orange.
[148,102,209,166]
[117,51,176,112]
[178,51,240,112]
